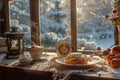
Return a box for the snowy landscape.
[9,0,115,50]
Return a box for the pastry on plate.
[64,53,89,64]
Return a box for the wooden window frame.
[5,0,117,52]
[70,0,117,51]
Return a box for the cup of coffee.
[28,45,46,60]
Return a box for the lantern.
[4,32,24,59]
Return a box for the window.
[40,0,71,51]
[76,0,114,51]
[8,0,116,52]
[9,0,31,47]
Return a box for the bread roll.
[64,53,88,64]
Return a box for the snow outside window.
[40,0,71,51]
[77,0,114,51]
[9,0,31,48]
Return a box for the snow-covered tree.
[10,0,30,25]
[77,0,114,37]
[42,32,60,47]
[41,0,69,47]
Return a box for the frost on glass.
[40,0,71,50]
[77,0,114,50]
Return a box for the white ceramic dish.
[55,57,101,69]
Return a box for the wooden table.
[0,52,120,80]
[0,52,57,70]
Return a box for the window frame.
[6,0,117,52]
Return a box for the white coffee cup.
[28,46,46,60]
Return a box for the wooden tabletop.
[0,52,120,80]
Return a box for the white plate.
[56,41,71,56]
[55,57,101,69]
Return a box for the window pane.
[9,0,31,47]
[40,0,71,51]
[77,0,114,50]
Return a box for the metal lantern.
[4,32,24,59]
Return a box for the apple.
[112,45,120,55]
[115,54,120,58]
[106,54,115,64]
[97,46,101,51]
[102,50,110,56]
[110,58,120,68]
[107,48,111,52]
